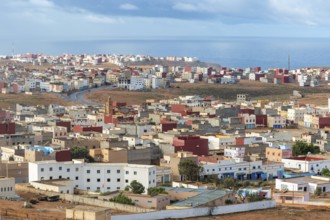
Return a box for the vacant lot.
[188,206,330,220]
[0,93,76,109]
[84,80,330,106]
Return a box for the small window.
[59,167,62,171]
[87,187,90,190]
[67,168,70,172]
[97,170,100,174]
[49,167,53,171]
[97,178,100,182]
[41,168,44,172]
[107,178,110,182]
[50,176,53,180]
[59,176,62,179]
[87,178,90,182]
[107,170,110,173]
[117,178,120,182]
[134,171,137,175]
[126,171,129,174]
[107,187,110,190]
[75,176,79,180]
[87,170,90,174]
[117,170,120,174]
[76,168,79,172]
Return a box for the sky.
[2,0,330,41]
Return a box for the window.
[87,187,90,190]
[218,168,221,171]
[87,170,90,174]
[117,178,120,182]
[49,167,53,171]
[117,170,120,174]
[75,176,79,180]
[253,166,256,169]
[117,187,120,190]
[125,179,129,183]
[147,201,152,203]
[107,170,110,174]
[107,187,110,190]
[97,178,100,182]
[107,178,110,182]
[50,176,53,180]
[97,170,100,174]
[97,187,100,190]
[134,171,137,175]
[258,166,261,169]
[126,171,129,174]
[67,168,70,172]
[59,176,62,179]
[76,168,79,172]
[41,168,44,172]
[87,178,90,182]
[59,167,62,171]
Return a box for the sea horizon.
[1,36,330,70]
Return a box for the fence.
[111,200,276,220]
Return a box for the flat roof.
[168,189,228,208]
[281,176,330,185]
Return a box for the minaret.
[105,96,112,115]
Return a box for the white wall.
[111,200,276,220]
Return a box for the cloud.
[119,3,139,10]
[172,3,198,12]
[29,0,55,8]
[84,14,117,24]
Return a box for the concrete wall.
[111,200,276,220]
[16,184,152,213]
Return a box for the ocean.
[1,36,330,70]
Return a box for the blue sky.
[2,0,330,41]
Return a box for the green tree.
[321,168,330,177]
[178,159,203,181]
[129,180,145,194]
[292,140,320,156]
[70,146,95,162]
[247,193,264,202]
[110,193,134,205]
[147,187,168,196]
[314,187,322,196]
[223,177,238,190]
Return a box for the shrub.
[225,199,233,205]
[110,193,134,205]
[314,187,322,196]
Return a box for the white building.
[200,158,284,181]
[282,156,330,174]
[0,177,16,198]
[275,176,330,193]
[287,107,329,123]
[28,160,156,193]
[224,146,245,161]
[129,77,144,91]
